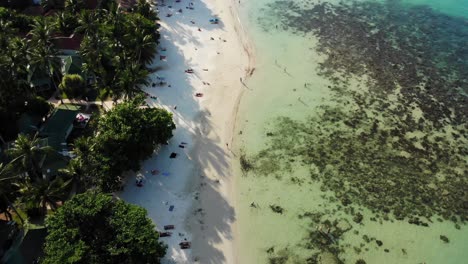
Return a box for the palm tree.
[0,162,25,224]
[128,28,157,64]
[28,19,55,48]
[114,61,149,100]
[64,0,84,14]
[28,44,62,94]
[54,11,78,36]
[0,38,32,107]
[135,0,157,21]
[59,159,89,195]
[76,10,99,36]
[0,20,17,49]
[79,33,112,90]
[16,177,71,217]
[7,133,54,181]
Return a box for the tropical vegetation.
[43,191,167,263]
[71,95,175,192]
[59,74,85,99]
[0,0,170,262]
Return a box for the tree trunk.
[2,194,24,225]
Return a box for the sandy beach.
[119,0,254,263]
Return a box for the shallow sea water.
[235,0,468,263]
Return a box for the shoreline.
[187,0,255,263]
[119,0,255,263]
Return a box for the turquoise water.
[235,0,468,263]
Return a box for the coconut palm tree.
[128,28,157,64]
[79,33,113,89]
[28,44,62,94]
[16,177,71,217]
[54,11,79,36]
[64,0,84,14]
[0,162,25,224]
[0,38,32,107]
[59,159,89,195]
[7,133,54,181]
[135,0,158,21]
[76,10,99,36]
[28,19,55,48]
[0,20,17,49]
[114,61,149,100]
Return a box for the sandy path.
[119,0,254,263]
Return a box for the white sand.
[118,0,254,263]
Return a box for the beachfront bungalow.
[38,104,81,175]
[27,66,54,94]
[58,53,90,80]
[39,104,79,151]
[54,34,84,54]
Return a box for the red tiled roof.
[22,5,44,16]
[118,0,137,10]
[52,34,83,51]
[85,0,99,9]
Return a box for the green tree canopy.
[7,133,54,181]
[43,191,166,264]
[92,96,175,191]
[59,74,85,99]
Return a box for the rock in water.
[317,251,341,264]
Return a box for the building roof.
[40,104,80,151]
[22,5,44,16]
[85,0,99,9]
[118,0,137,11]
[52,34,83,51]
[59,55,83,76]
[17,113,41,135]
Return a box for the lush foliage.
[16,176,71,217]
[0,0,164,232]
[7,133,54,181]
[59,74,85,98]
[25,96,52,117]
[72,96,175,191]
[43,191,167,264]
[0,2,160,141]
[78,6,159,100]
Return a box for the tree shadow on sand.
[143,1,236,263]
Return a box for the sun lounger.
[164,225,175,230]
[179,241,191,249]
[159,231,172,237]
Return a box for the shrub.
[26,96,52,117]
[59,74,85,99]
